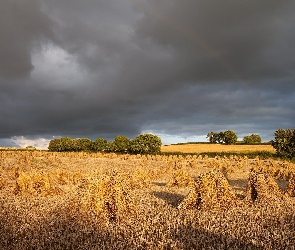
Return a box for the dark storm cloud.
[0,0,54,78]
[1,0,295,147]
[135,0,295,82]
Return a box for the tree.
[48,137,73,152]
[223,130,238,144]
[60,137,75,151]
[129,134,162,154]
[243,134,262,144]
[92,138,108,152]
[26,146,36,150]
[72,138,93,151]
[48,138,61,151]
[271,128,295,158]
[218,132,225,144]
[113,135,131,153]
[207,132,220,144]
[104,141,116,153]
[207,130,237,144]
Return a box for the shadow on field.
[228,178,289,199]
[152,191,186,207]
[172,224,263,250]
[0,202,108,249]
[0,203,263,249]
[227,179,248,190]
[274,179,289,191]
[1,197,295,249]
[228,178,248,199]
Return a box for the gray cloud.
[135,0,295,82]
[0,0,54,78]
[1,0,295,147]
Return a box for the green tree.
[48,137,73,152]
[223,130,238,144]
[218,132,225,144]
[207,130,237,144]
[129,134,162,154]
[271,128,295,158]
[113,135,131,153]
[92,138,108,152]
[48,138,60,151]
[104,141,116,153]
[60,137,74,151]
[72,138,93,151]
[26,146,36,150]
[207,132,220,143]
[243,134,262,144]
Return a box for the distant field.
[161,143,275,153]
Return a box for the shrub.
[271,128,295,158]
[129,134,162,154]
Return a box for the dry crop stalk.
[245,171,286,203]
[129,169,151,189]
[77,171,135,222]
[50,169,70,185]
[14,170,61,196]
[178,171,237,210]
[286,175,295,197]
[0,176,8,190]
[250,159,295,180]
[166,169,194,188]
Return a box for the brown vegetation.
[0,151,294,249]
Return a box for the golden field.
[161,143,275,153]
[0,150,295,249]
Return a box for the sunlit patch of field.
[0,151,294,249]
[161,143,275,153]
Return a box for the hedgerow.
[48,134,162,154]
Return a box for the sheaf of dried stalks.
[178,171,237,210]
[286,175,295,197]
[245,171,287,204]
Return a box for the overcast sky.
[1,0,295,148]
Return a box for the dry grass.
[0,150,295,249]
[161,143,275,153]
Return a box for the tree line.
[207,128,295,159]
[48,134,162,154]
[206,130,261,145]
[47,128,295,159]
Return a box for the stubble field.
[161,143,275,154]
[0,149,295,249]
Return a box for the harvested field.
[0,151,295,249]
[161,143,275,154]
